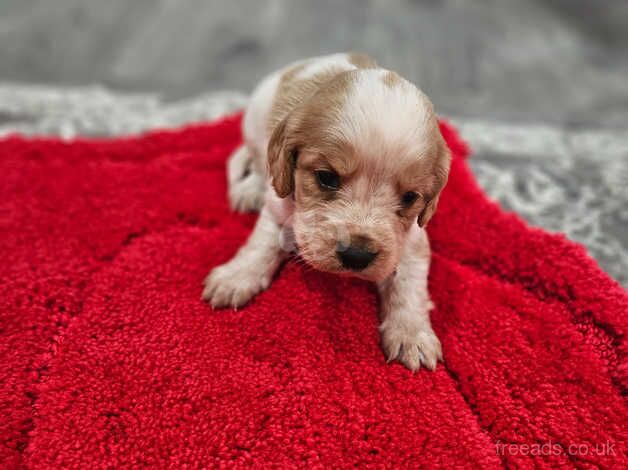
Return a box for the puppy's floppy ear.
[417,194,441,228]
[267,116,297,198]
[418,137,451,227]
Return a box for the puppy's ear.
[417,194,440,228]
[418,138,451,227]
[267,116,297,198]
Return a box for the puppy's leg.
[202,206,285,308]
[377,227,442,371]
[227,144,266,212]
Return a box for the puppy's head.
[268,69,450,282]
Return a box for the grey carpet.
[1,0,627,129]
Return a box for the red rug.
[1,114,626,469]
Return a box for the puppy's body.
[203,53,450,371]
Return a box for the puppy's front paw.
[380,321,443,371]
[201,262,270,308]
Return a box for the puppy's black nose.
[337,245,377,271]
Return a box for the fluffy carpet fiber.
[1,114,626,468]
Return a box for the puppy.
[202,53,450,371]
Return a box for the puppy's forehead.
[337,69,437,162]
[290,68,440,179]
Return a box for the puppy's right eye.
[315,169,340,191]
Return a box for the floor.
[0,0,626,286]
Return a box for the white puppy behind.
[202,53,450,371]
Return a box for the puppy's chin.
[339,267,394,283]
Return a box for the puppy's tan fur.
[203,53,450,371]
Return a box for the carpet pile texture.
[1,114,626,468]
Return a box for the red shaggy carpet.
[1,114,626,469]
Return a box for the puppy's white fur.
[202,53,450,371]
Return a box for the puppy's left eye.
[401,191,418,207]
[315,169,340,191]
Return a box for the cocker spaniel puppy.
[202,53,450,371]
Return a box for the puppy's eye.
[315,169,340,191]
[401,191,418,207]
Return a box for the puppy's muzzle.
[336,244,378,271]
